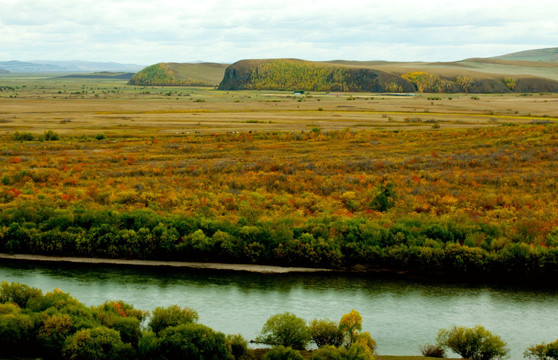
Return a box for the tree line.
[1,206,558,282]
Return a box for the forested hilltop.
[218,58,558,93]
[128,62,228,86]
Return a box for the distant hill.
[128,62,228,86]
[0,60,144,73]
[0,68,9,74]
[492,47,558,62]
[219,59,414,92]
[57,72,135,80]
[219,57,558,93]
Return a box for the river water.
[1,260,557,359]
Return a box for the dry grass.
[0,77,556,136]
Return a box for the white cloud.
[0,0,556,64]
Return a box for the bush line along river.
[1,259,557,359]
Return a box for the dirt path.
[0,253,333,274]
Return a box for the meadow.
[0,76,557,281]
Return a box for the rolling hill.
[127,62,229,86]
[492,47,558,62]
[0,60,144,73]
[57,72,135,80]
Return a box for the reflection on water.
[1,260,557,359]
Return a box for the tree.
[148,305,199,334]
[256,312,311,350]
[436,325,508,360]
[339,309,363,348]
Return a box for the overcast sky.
[1,0,556,65]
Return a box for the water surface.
[1,260,557,359]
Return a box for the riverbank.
[0,253,334,274]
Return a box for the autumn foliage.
[0,124,558,281]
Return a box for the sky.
[0,0,557,65]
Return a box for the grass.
[0,77,556,137]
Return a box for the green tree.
[256,312,311,350]
[436,325,508,360]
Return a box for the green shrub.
[148,305,199,334]
[525,340,558,360]
[63,326,133,360]
[95,133,106,140]
[345,342,374,360]
[262,346,304,360]
[226,333,250,359]
[0,281,43,308]
[309,318,344,348]
[256,312,311,350]
[436,325,508,360]
[0,313,37,356]
[13,131,35,141]
[156,323,231,360]
[38,313,74,357]
[42,130,60,141]
[369,182,397,212]
[311,345,346,360]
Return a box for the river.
[1,260,557,359]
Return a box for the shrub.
[311,345,346,360]
[369,182,397,212]
[524,340,558,360]
[436,325,508,360]
[420,343,446,357]
[226,333,250,359]
[95,133,106,140]
[0,281,43,308]
[148,305,199,334]
[256,312,311,350]
[156,323,231,360]
[262,346,304,360]
[13,131,35,141]
[62,326,133,360]
[0,313,37,356]
[42,130,60,141]
[346,342,375,360]
[38,313,74,357]
[309,318,344,348]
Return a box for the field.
[1,76,558,280]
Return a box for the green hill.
[492,47,558,62]
[218,58,558,93]
[218,59,415,92]
[128,62,228,86]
